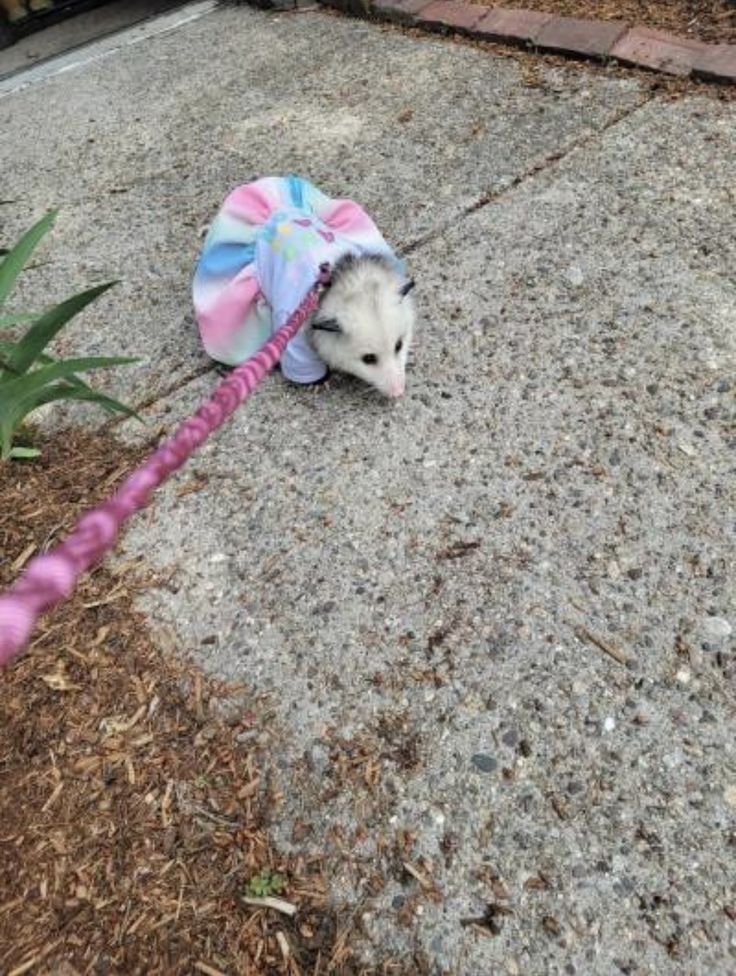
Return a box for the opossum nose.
[387,378,405,398]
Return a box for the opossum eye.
[395,338,403,354]
[399,279,415,298]
[361,354,378,366]
[313,318,341,333]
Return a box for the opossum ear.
[312,317,342,333]
[399,279,415,298]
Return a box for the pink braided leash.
[0,271,329,667]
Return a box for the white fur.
[308,255,415,398]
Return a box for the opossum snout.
[375,362,406,399]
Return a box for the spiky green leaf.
[7,381,139,429]
[1,211,141,461]
[4,281,117,375]
[0,340,82,376]
[1,375,141,459]
[0,210,57,308]
[30,381,142,421]
[0,356,138,406]
[1,420,14,460]
[0,341,141,424]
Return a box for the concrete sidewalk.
[2,4,735,973]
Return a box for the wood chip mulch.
[467,0,736,43]
[0,428,382,976]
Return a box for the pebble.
[308,743,330,777]
[471,753,498,773]
[603,716,616,733]
[563,266,585,288]
[724,785,736,808]
[701,616,732,641]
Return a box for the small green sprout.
[247,868,286,898]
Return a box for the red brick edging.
[321,0,736,84]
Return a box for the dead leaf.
[41,665,80,692]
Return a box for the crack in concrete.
[102,361,217,431]
[399,89,657,256]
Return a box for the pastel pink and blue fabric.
[193,175,403,384]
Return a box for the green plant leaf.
[1,341,97,381]
[0,211,142,460]
[0,356,137,442]
[4,281,118,375]
[20,381,142,421]
[0,210,57,308]
[0,338,38,377]
[1,383,141,456]
[9,445,40,459]
[0,354,137,401]
[1,421,15,460]
[46,370,142,419]
[82,389,142,421]
[0,341,140,411]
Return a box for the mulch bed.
[0,429,386,976]
[466,0,736,43]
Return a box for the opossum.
[310,253,416,399]
[194,176,415,397]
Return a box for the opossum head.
[310,253,415,398]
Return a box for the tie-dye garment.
[193,175,403,384]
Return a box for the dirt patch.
[466,0,736,44]
[0,429,393,975]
